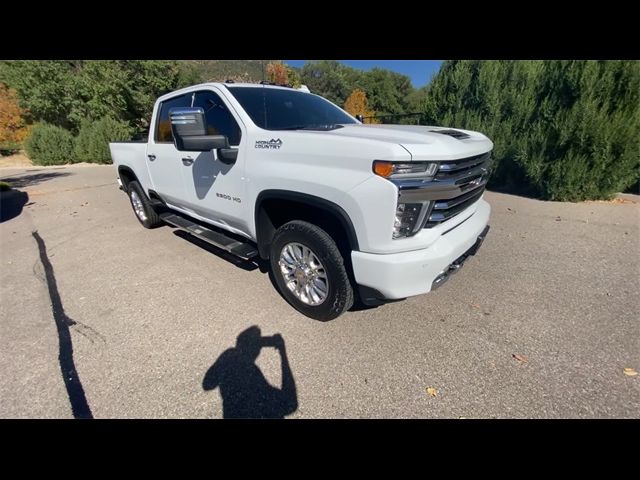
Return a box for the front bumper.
[351,199,491,299]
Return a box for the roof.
[156,82,311,103]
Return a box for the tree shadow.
[0,171,72,189]
[202,326,298,419]
[0,189,29,223]
[32,231,94,419]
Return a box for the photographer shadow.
[202,326,298,419]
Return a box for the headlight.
[373,161,437,239]
[373,160,439,180]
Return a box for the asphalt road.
[1,164,638,418]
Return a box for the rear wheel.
[127,181,162,229]
[270,220,353,321]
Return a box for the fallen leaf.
[512,354,529,363]
[623,368,638,377]
[426,387,438,397]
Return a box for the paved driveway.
[1,165,638,418]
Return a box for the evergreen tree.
[422,60,640,201]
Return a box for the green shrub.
[24,123,75,166]
[1,146,21,156]
[75,117,133,164]
[422,60,640,201]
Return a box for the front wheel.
[269,220,354,321]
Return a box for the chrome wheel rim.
[130,191,147,222]
[278,242,328,306]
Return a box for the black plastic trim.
[255,190,360,259]
[117,166,138,192]
[357,285,387,306]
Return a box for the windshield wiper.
[277,124,345,131]
[276,125,308,130]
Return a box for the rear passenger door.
[146,93,191,206]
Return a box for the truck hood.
[310,124,493,160]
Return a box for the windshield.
[226,86,357,131]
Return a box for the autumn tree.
[266,62,289,85]
[0,83,30,153]
[344,88,378,123]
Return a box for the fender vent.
[429,129,471,140]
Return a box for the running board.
[160,212,258,260]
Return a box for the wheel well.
[118,167,137,192]
[117,168,162,204]
[255,194,358,261]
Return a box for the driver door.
[178,88,247,233]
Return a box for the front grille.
[424,152,490,228]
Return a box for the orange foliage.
[343,89,379,123]
[266,62,289,85]
[0,83,30,148]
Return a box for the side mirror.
[355,114,364,123]
[169,107,229,152]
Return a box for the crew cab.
[110,82,492,320]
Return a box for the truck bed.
[109,142,152,190]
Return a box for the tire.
[127,180,162,229]
[269,220,354,321]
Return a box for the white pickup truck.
[110,82,492,320]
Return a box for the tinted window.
[193,90,242,146]
[227,87,357,130]
[155,94,191,142]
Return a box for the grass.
[0,181,12,192]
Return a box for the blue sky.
[284,60,443,88]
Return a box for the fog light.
[393,202,425,239]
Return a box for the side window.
[193,91,242,146]
[155,94,192,142]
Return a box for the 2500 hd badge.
[216,192,241,203]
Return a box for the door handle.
[182,157,194,166]
[147,154,156,161]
